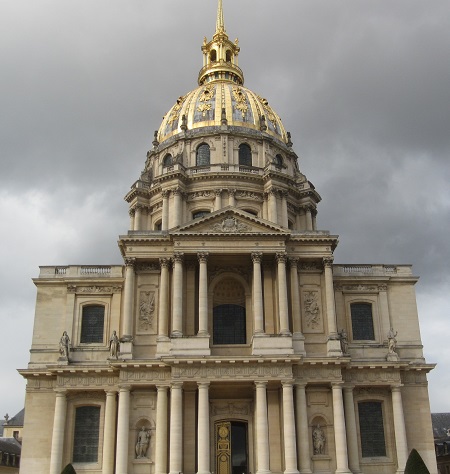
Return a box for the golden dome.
[156,0,288,146]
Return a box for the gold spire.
[216,0,225,33]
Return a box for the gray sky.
[1,0,449,417]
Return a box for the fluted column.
[116,385,131,474]
[252,252,264,334]
[323,256,338,341]
[263,193,268,220]
[197,383,211,474]
[228,189,236,207]
[158,257,170,341]
[214,189,222,211]
[295,384,312,474]
[162,190,170,231]
[332,384,351,474]
[282,382,299,474]
[122,258,136,340]
[129,208,136,231]
[198,252,209,336]
[49,390,67,474]
[171,253,184,337]
[173,188,182,227]
[289,258,303,339]
[155,386,169,474]
[135,204,143,231]
[276,253,291,335]
[268,188,278,224]
[305,205,313,231]
[281,191,289,228]
[342,386,361,474]
[392,386,408,474]
[255,381,271,474]
[169,383,183,474]
[102,391,117,474]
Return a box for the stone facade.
[19,2,437,473]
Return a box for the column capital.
[118,384,132,392]
[125,257,136,267]
[172,186,182,196]
[105,389,118,396]
[303,204,313,212]
[342,384,355,392]
[281,380,295,388]
[289,257,299,268]
[280,190,288,198]
[391,384,403,392]
[171,382,184,390]
[214,188,223,196]
[323,256,334,268]
[129,208,136,217]
[156,384,170,391]
[54,389,68,397]
[268,186,278,196]
[197,252,209,264]
[294,382,307,389]
[159,257,171,268]
[161,190,170,198]
[331,382,344,389]
[197,381,210,389]
[275,252,288,264]
[251,252,263,264]
[172,252,184,264]
[255,380,269,388]
[228,188,236,197]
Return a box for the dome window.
[239,144,252,167]
[210,50,217,62]
[275,154,283,167]
[196,143,211,166]
[226,50,232,62]
[163,154,173,167]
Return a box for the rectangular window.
[80,306,105,343]
[73,406,101,463]
[351,303,375,340]
[358,401,386,457]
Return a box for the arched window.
[358,402,386,457]
[163,154,173,167]
[275,154,283,167]
[196,143,210,166]
[213,304,246,344]
[73,406,101,463]
[239,144,252,167]
[350,303,374,340]
[193,210,210,219]
[80,305,105,343]
[242,209,258,216]
[226,50,232,62]
[154,220,162,231]
[210,50,217,62]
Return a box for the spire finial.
[216,0,225,33]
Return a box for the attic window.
[210,50,217,62]
[226,50,232,62]
[193,210,210,219]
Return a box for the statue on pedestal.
[313,424,326,455]
[338,328,349,355]
[135,427,151,459]
[109,330,120,359]
[59,331,70,359]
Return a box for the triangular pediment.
[171,207,289,236]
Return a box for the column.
[122,258,136,340]
[162,190,170,231]
[276,253,291,335]
[281,191,289,228]
[343,386,361,474]
[252,252,264,334]
[255,381,271,474]
[305,206,313,231]
[289,258,303,337]
[229,189,236,207]
[197,383,211,474]
[263,193,268,220]
[135,204,143,231]
[332,384,351,474]
[169,383,183,474]
[158,258,170,340]
[268,188,278,224]
[102,391,117,474]
[282,382,299,474]
[116,385,131,474]
[214,189,222,211]
[173,188,182,227]
[198,253,209,336]
[323,257,338,339]
[295,384,312,474]
[155,386,169,474]
[49,390,67,474]
[172,253,184,337]
[129,208,135,231]
[392,386,408,474]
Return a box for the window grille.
[213,304,246,345]
[73,406,100,463]
[358,402,386,457]
[80,306,105,343]
[351,303,375,340]
[239,144,252,167]
[196,143,211,166]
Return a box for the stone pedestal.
[119,340,133,360]
[252,334,294,355]
[170,335,211,356]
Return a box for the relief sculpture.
[139,291,155,331]
[304,291,321,329]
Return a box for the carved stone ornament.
[212,402,250,416]
[300,262,321,271]
[209,265,249,284]
[334,284,378,292]
[139,291,155,331]
[232,86,248,118]
[67,285,122,294]
[210,217,250,233]
[304,291,321,329]
[135,263,159,273]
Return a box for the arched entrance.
[215,421,249,474]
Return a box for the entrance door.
[215,421,248,474]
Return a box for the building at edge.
[19,2,437,473]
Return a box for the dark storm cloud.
[1,0,449,414]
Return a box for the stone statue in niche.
[338,328,349,355]
[135,426,151,459]
[109,330,120,359]
[59,331,71,359]
[386,328,399,361]
[312,424,326,455]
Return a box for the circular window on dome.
[196,143,210,167]
[163,154,173,167]
[239,144,252,167]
